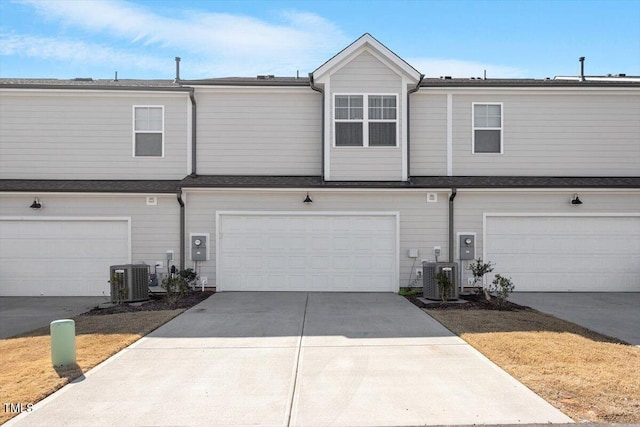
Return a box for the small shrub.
[468,258,495,299]
[179,268,198,286]
[489,274,515,306]
[161,275,190,305]
[109,274,127,305]
[435,271,453,303]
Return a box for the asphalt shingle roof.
[0,180,181,193]
[2,176,638,193]
[180,175,640,189]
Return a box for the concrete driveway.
[0,296,107,338]
[509,292,640,345]
[7,292,571,426]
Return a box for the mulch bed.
[406,290,530,311]
[83,291,215,315]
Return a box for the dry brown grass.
[427,308,640,423]
[0,310,183,424]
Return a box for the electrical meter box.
[191,235,207,261]
[459,234,475,260]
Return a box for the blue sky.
[1,0,639,80]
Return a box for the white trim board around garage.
[482,213,640,292]
[215,211,400,292]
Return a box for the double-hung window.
[335,94,397,147]
[133,106,163,157]
[472,103,502,154]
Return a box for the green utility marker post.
[50,319,76,367]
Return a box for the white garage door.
[485,215,640,292]
[217,213,398,292]
[0,218,130,296]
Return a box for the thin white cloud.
[407,58,526,79]
[13,0,350,77]
[0,32,166,72]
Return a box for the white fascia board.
[217,211,400,216]
[484,212,640,218]
[187,86,312,94]
[417,87,640,95]
[456,188,640,194]
[0,192,176,197]
[313,34,421,82]
[182,187,452,194]
[0,215,132,221]
[0,88,190,98]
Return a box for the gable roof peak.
[312,33,422,82]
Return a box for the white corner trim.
[324,80,332,180]
[186,97,193,175]
[402,77,409,181]
[446,93,453,176]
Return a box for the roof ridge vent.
[257,74,275,80]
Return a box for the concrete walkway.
[509,292,640,345]
[7,293,572,426]
[0,296,107,338]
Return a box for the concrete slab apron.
[8,292,306,427]
[289,293,571,426]
[8,292,572,427]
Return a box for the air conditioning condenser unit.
[109,264,150,303]
[422,262,459,301]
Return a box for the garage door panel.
[486,216,640,292]
[490,234,637,254]
[218,214,398,292]
[0,219,129,296]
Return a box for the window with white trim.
[133,106,163,157]
[473,103,502,154]
[335,94,397,147]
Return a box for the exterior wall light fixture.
[571,193,583,205]
[30,198,43,209]
[303,193,313,203]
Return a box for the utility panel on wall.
[459,234,475,260]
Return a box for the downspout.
[309,73,325,181]
[177,188,185,271]
[449,188,457,263]
[406,74,425,180]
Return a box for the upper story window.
[473,103,502,154]
[335,94,397,147]
[133,106,163,157]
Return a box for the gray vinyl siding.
[196,90,321,175]
[328,50,404,181]
[410,94,447,175]
[330,50,402,93]
[0,91,189,179]
[184,190,449,289]
[0,193,181,271]
[453,191,640,285]
[451,93,640,176]
[330,148,402,180]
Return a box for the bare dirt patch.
[0,291,214,424]
[424,306,640,423]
